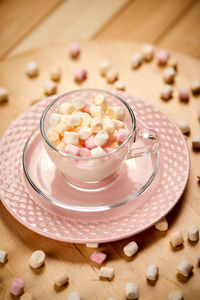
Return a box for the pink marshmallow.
[156,50,170,65]
[83,101,95,113]
[65,144,80,156]
[85,135,96,149]
[69,43,80,58]
[90,250,107,264]
[79,147,91,157]
[198,253,200,266]
[10,278,25,296]
[117,129,130,144]
[104,147,114,153]
[74,68,87,82]
[178,88,189,102]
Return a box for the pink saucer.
[0,92,189,243]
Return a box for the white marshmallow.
[54,273,69,287]
[94,130,109,146]
[0,250,8,263]
[155,217,168,231]
[26,61,39,77]
[48,113,61,127]
[123,241,138,257]
[44,80,57,96]
[94,94,108,111]
[142,44,154,61]
[91,146,106,157]
[168,290,183,300]
[66,115,81,127]
[50,66,61,81]
[63,131,79,145]
[178,121,190,134]
[72,97,86,109]
[99,267,114,280]
[115,119,124,129]
[146,264,159,281]
[90,105,104,118]
[170,231,184,247]
[79,127,92,140]
[106,69,118,83]
[29,250,45,269]
[0,87,9,103]
[103,118,115,134]
[191,79,200,94]
[108,106,125,121]
[99,60,111,76]
[68,291,82,300]
[86,243,99,248]
[91,117,103,133]
[125,282,139,300]
[187,225,199,241]
[114,80,126,91]
[47,130,60,146]
[59,102,74,115]
[163,67,176,84]
[131,53,143,69]
[54,121,69,136]
[192,133,200,149]
[80,112,92,126]
[160,85,173,100]
[176,260,193,277]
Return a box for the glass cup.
[40,89,160,191]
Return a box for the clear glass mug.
[40,89,160,191]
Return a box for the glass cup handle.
[129,128,160,158]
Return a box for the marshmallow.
[176,260,193,277]
[26,61,39,77]
[69,43,80,58]
[74,68,87,82]
[0,87,9,103]
[80,112,92,126]
[56,142,65,151]
[86,243,99,248]
[65,144,80,156]
[142,44,154,61]
[160,85,173,100]
[155,217,168,231]
[125,282,139,300]
[29,250,45,269]
[54,272,69,286]
[94,130,109,146]
[94,94,108,111]
[50,66,62,81]
[54,121,69,136]
[90,105,104,118]
[131,53,143,69]
[79,148,91,157]
[99,59,111,76]
[85,135,96,149]
[187,225,199,241]
[192,133,200,149]
[10,278,25,296]
[115,119,124,130]
[123,241,138,257]
[178,121,190,134]
[47,130,60,146]
[44,80,57,96]
[103,118,115,134]
[79,126,92,140]
[90,250,107,264]
[48,113,61,127]
[170,231,184,247]
[68,292,82,300]
[108,106,125,121]
[91,117,103,133]
[191,79,200,95]
[106,69,118,83]
[163,67,176,84]
[66,115,81,127]
[72,97,86,109]
[104,147,113,153]
[20,293,33,300]
[168,290,183,300]
[83,101,95,114]
[157,50,170,65]
[63,131,79,145]
[146,264,159,281]
[91,146,106,157]
[0,250,8,263]
[178,88,189,102]
[99,267,114,280]
[59,102,74,115]
[114,80,126,91]
[117,129,130,143]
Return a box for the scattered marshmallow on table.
[86,243,99,248]
[187,225,199,241]
[50,66,62,81]
[123,241,138,257]
[26,61,39,77]
[170,231,184,247]
[178,121,190,134]
[91,146,106,157]
[142,44,154,61]
[192,134,200,149]
[160,85,173,100]
[178,88,189,102]
[99,59,111,76]
[20,293,33,300]
[0,87,9,103]
[99,267,114,280]
[94,130,109,146]
[79,126,92,140]
[125,282,139,300]
[64,132,79,145]
[131,53,143,69]
[155,217,168,231]
[114,80,126,91]
[176,260,193,277]
[10,278,25,296]
[44,80,57,96]
[69,43,81,58]
[163,67,176,84]
[168,290,183,300]
[191,79,200,95]
[146,264,159,281]
[90,250,107,264]
[29,250,45,269]
[0,250,8,263]
[157,50,170,65]
[68,291,82,300]
[74,68,87,82]
[106,69,118,83]
[54,272,69,287]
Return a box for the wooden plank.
[0,0,64,60]
[8,0,130,57]
[158,0,200,59]
[0,41,200,299]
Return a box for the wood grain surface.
[0,40,200,300]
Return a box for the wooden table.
[0,1,200,300]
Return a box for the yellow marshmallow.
[91,117,103,133]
